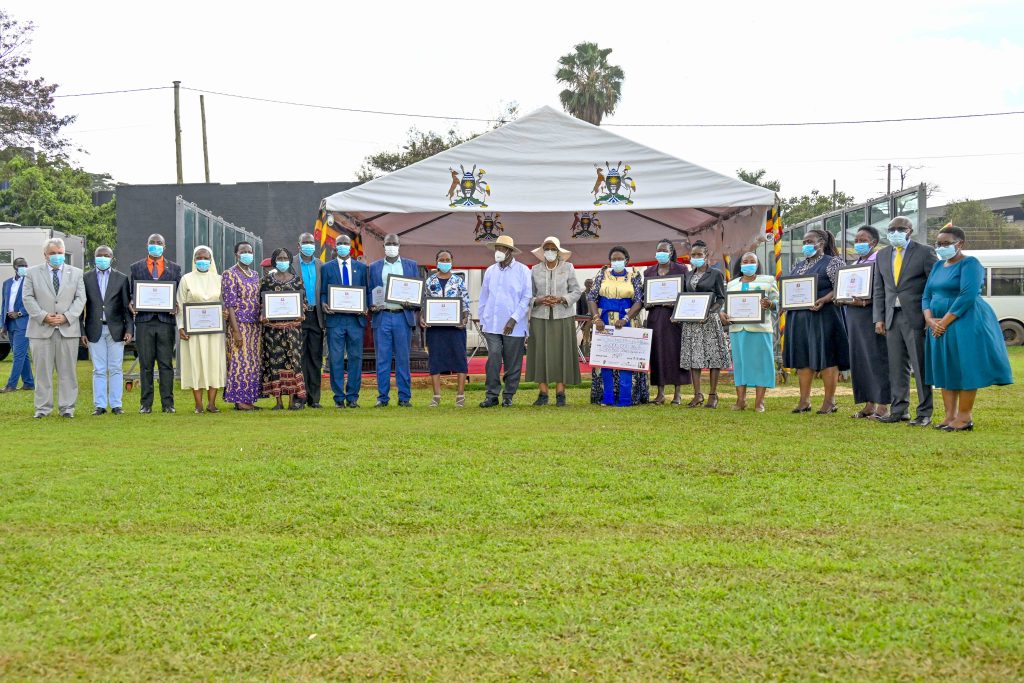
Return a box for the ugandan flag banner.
[313,202,363,262]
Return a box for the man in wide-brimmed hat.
[478,235,532,408]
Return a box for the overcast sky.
[9,0,1024,207]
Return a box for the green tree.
[736,168,781,193]
[0,152,116,249]
[555,42,624,126]
[780,189,856,226]
[944,198,1001,228]
[0,10,74,154]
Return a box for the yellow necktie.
[893,247,904,284]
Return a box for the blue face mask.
[238,253,254,266]
[195,259,211,272]
[275,261,290,272]
[655,252,671,264]
[887,231,908,248]
[95,256,112,270]
[610,260,626,273]
[854,242,872,256]
[49,254,65,268]
[300,244,316,257]
[801,244,818,258]
[336,244,351,258]
[437,262,452,273]
[16,266,27,278]
[148,244,164,258]
[690,257,706,268]
[740,263,758,276]
[936,243,959,260]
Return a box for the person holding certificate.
[587,246,648,407]
[840,226,890,419]
[260,248,307,410]
[129,233,182,414]
[320,235,369,409]
[525,236,581,407]
[176,246,226,414]
[679,241,730,409]
[722,253,777,412]
[222,242,263,411]
[782,228,849,414]
[368,233,419,407]
[420,249,470,407]
[644,238,691,405]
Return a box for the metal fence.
[175,196,262,271]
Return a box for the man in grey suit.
[22,237,87,418]
[872,216,938,427]
[294,232,325,408]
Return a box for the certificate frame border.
[779,275,818,311]
[384,275,424,306]
[327,285,367,314]
[835,264,873,302]
[725,291,766,324]
[261,291,303,322]
[133,280,176,313]
[670,292,713,322]
[183,302,226,335]
[644,276,684,306]
[423,297,463,327]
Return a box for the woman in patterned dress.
[782,228,850,414]
[222,241,262,411]
[260,247,306,410]
[587,246,648,406]
[419,249,471,407]
[679,240,731,408]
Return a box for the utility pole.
[832,179,837,210]
[173,80,183,184]
[886,163,892,195]
[200,95,210,183]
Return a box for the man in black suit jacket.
[872,216,938,426]
[81,245,134,415]
[128,233,183,414]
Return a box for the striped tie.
[52,269,60,294]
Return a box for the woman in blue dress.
[923,226,1013,431]
[419,248,471,407]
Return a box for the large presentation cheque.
[589,326,653,373]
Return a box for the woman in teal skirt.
[923,226,1013,431]
[722,252,778,412]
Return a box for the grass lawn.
[0,350,1022,681]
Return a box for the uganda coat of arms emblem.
[592,162,636,206]
[447,164,490,208]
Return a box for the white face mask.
[543,249,558,262]
[494,250,507,263]
[384,245,400,258]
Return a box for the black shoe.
[162,407,176,414]
[532,393,549,406]
[555,393,566,407]
[335,402,346,408]
[308,403,322,409]
[111,407,123,415]
[271,404,284,411]
[92,408,107,416]
[33,412,46,419]
[398,400,412,407]
[479,398,499,408]
[139,406,152,414]
[60,412,74,418]
[942,421,974,432]
[908,416,931,427]
[502,397,513,408]
[0,386,16,394]
[877,413,910,424]
[345,401,359,409]
[374,401,388,408]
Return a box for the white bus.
[966,249,1024,346]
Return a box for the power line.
[53,86,172,98]
[606,111,1024,128]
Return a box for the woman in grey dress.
[679,240,731,408]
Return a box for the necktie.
[893,247,904,285]
[52,269,60,294]
[151,260,158,279]
[342,260,350,286]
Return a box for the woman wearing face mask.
[722,252,777,412]
[782,228,850,414]
[922,226,1013,431]
[587,246,648,406]
[176,246,226,413]
[644,239,691,405]
[259,248,306,411]
[420,249,470,407]
[222,241,262,411]
[525,237,582,406]
[679,240,730,408]
[840,226,890,419]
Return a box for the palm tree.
[737,168,781,193]
[555,42,624,126]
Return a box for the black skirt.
[426,326,468,374]
[846,304,890,404]
[783,305,850,371]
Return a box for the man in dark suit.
[367,233,419,407]
[128,233,182,414]
[2,257,34,392]
[872,216,938,427]
[81,245,134,415]
[294,232,326,408]
[320,234,369,408]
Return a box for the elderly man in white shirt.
[477,235,532,407]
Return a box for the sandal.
[732,401,747,411]
[455,394,466,408]
[816,402,838,415]
[687,393,705,408]
[670,397,682,405]
[651,396,666,406]
[429,395,441,408]
[206,405,220,414]
[851,408,874,419]
[705,393,719,409]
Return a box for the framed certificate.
[183,303,225,335]
[327,286,367,314]
[134,281,175,312]
[423,298,463,326]
[645,276,683,306]
[726,292,766,324]
[671,292,713,322]
[262,291,302,321]
[385,276,424,306]
[836,264,873,301]
[779,276,818,310]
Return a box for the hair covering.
[184,244,221,301]
[531,235,572,262]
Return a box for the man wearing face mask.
[367,234,419,407]
[478,235,532,407]
[81,246,133,415]
[2,257,34,393]
[321,234,369,408]
[129,233,183,414]
[22,238,87,418]
[294,233,325,408]
[872,216,938,427]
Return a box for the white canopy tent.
[324,106,776,268]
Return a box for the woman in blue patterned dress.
[419,249,471,407]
